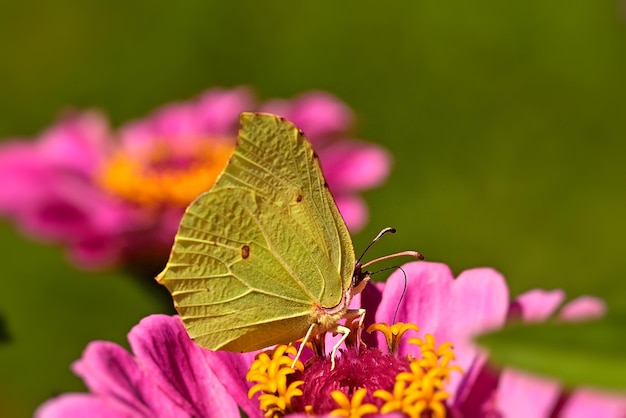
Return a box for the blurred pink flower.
[35,262,626,417]
[0,88,390,272]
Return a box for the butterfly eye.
[352,262,367,287]
[352,262,362,286]
[351,262,371,298]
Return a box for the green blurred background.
[1,1,625,416]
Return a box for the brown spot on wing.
[241,245,250,259]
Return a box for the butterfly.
[157,112,420,368]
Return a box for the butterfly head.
[351,261,371,296]
[350,227,424,299]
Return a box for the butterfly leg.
[329,325,350,371]
[329,309,365,370]
[292,323,317,369]
[343,308,366,349]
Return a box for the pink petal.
[0,142,51,214]
[489,289,571,417]
[451,362,500,417]
[118,103,199,155]
[39,111,111,174]
[0,115,136,269]
[374,262,509,398]
[559,295,606,321]
[318,141,391,192]
[261,92,354,140]
[509,289,566,321]
[130,101,218,155]
[0,125,132,241]
[68,206,179,269]
[68,234,123,269]
[34,394,128,418]
[118,120,161,155]
[496,370,562,418]
[334,195,368,233]
[561,388,626,418]
[358,281,385,348]
[72,341,187,417]
[149,102,202,139]
[196,86,255,135]
[128,314,240,418]
[119,87,252,155]
[18,184,94,241]
[0,132,110,218]
[203,351,263,418]
[349,280,385,311]
[18,178,132,244]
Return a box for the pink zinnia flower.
[35,262,626,417]
[0,88,390,272]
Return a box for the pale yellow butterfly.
[156,112,420,368]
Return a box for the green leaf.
[476,316,626,391]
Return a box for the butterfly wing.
[157,112,356,352]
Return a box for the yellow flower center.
[100,138,234,207]
[245,322,463,418]
[373,329,463,418]
[330,389,378,418]
[246,345,305,418]
[368,322,420,355]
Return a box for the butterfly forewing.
[158,113,356,352]
[229,114,355,299]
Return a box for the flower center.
[100,138,234,207]
[246,322,462,418]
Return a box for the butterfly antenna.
[361,250,423,269]
[370,265,408,324]
[356,227,398,266]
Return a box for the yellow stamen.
[367,322,419,355]
[330,388,378,417]
[374,331,463,418]
[408,335,464,381]
[374,380,409,414]
[246,345,304,417]
[257,381,303,413]
[100,139,234,207]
